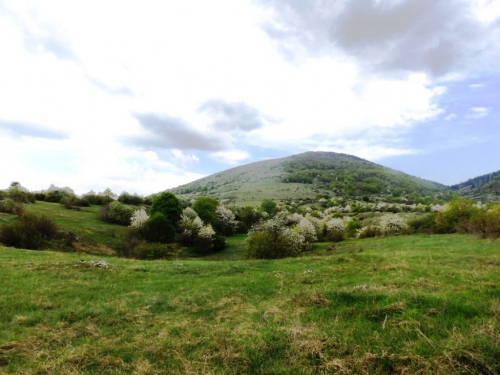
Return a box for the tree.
[150,192,182,225]
[102,188,117,200]
[143,213,176,243]
[192,196,219,228]
[260,199,277,216]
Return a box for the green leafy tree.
[260,199,277,216]
[150,192,183,225]
[142,213,176,243]
[192,196,219,228]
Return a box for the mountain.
[450,170,500,201]
[169,151,448,206]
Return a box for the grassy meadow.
[1,234,499,374]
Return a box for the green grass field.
[1,234,499,374]
[1,201,133,255]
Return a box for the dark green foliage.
[142,213,176,243]
[345,219,362,238]
[83,194,114,205]
[235,206,262,228]
[192,196,219,227]
[281,152,443,197]
[150,192,182,224]
[44,190,71,203]
[131,242,180,260]
[260,199,277,216]
[193,234,226,255]
[325,230,344,242]
[118,192,144,205]
[60,195,90,209]
[34,192,46,201]
[235,220,248,234]
[0,212,58,249]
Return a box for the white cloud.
[445,113,458,121]
[210,150,251,165]
[467,107,490,119]
[314,141,419,161]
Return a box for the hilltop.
[169,151,447,206]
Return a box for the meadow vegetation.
[1,177,500,373]
[1,235,499,373]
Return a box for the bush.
[357,225,382,238]
[236,206,262,228]
[100,201,134,225]
[247,218,304,259]
[45,190,70,203]
[435,197,478,233]
[260,199,278,216]
[215,205,237,235]
[235,220,248,234]
[325,230,344,242]
[192,196,219,228]
[379,214,408,235]
[34,192,46,201]
[0,198,24,215]
[408,214,437,234]
[142,213,176,243]
[469,208,500,239]
[60,195,90,210]
[150,192,182,224]
[345,219,362,238]
[84,194,113,205]
[132,242,180,260]
[118,192,144,205]
[0,212,58,249]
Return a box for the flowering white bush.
[198,224,215,239]
[247,217,305,259]
[379,214,408,234]
[178,210,204,244]
[297,217,317,243]
[194,224,221,253]
[215,205,237,235]
[357,224,382,238]
[182,207,198,220]
[130,207,149,229]
[306,215,325,237]
[325,218,345,233]
[431,204,449,212]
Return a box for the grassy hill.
[169,151,448,206]
[1,234,499,374]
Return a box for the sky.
[1,0,499,196]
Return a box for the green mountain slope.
[169,151,447,206]
[450,169,500,201]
